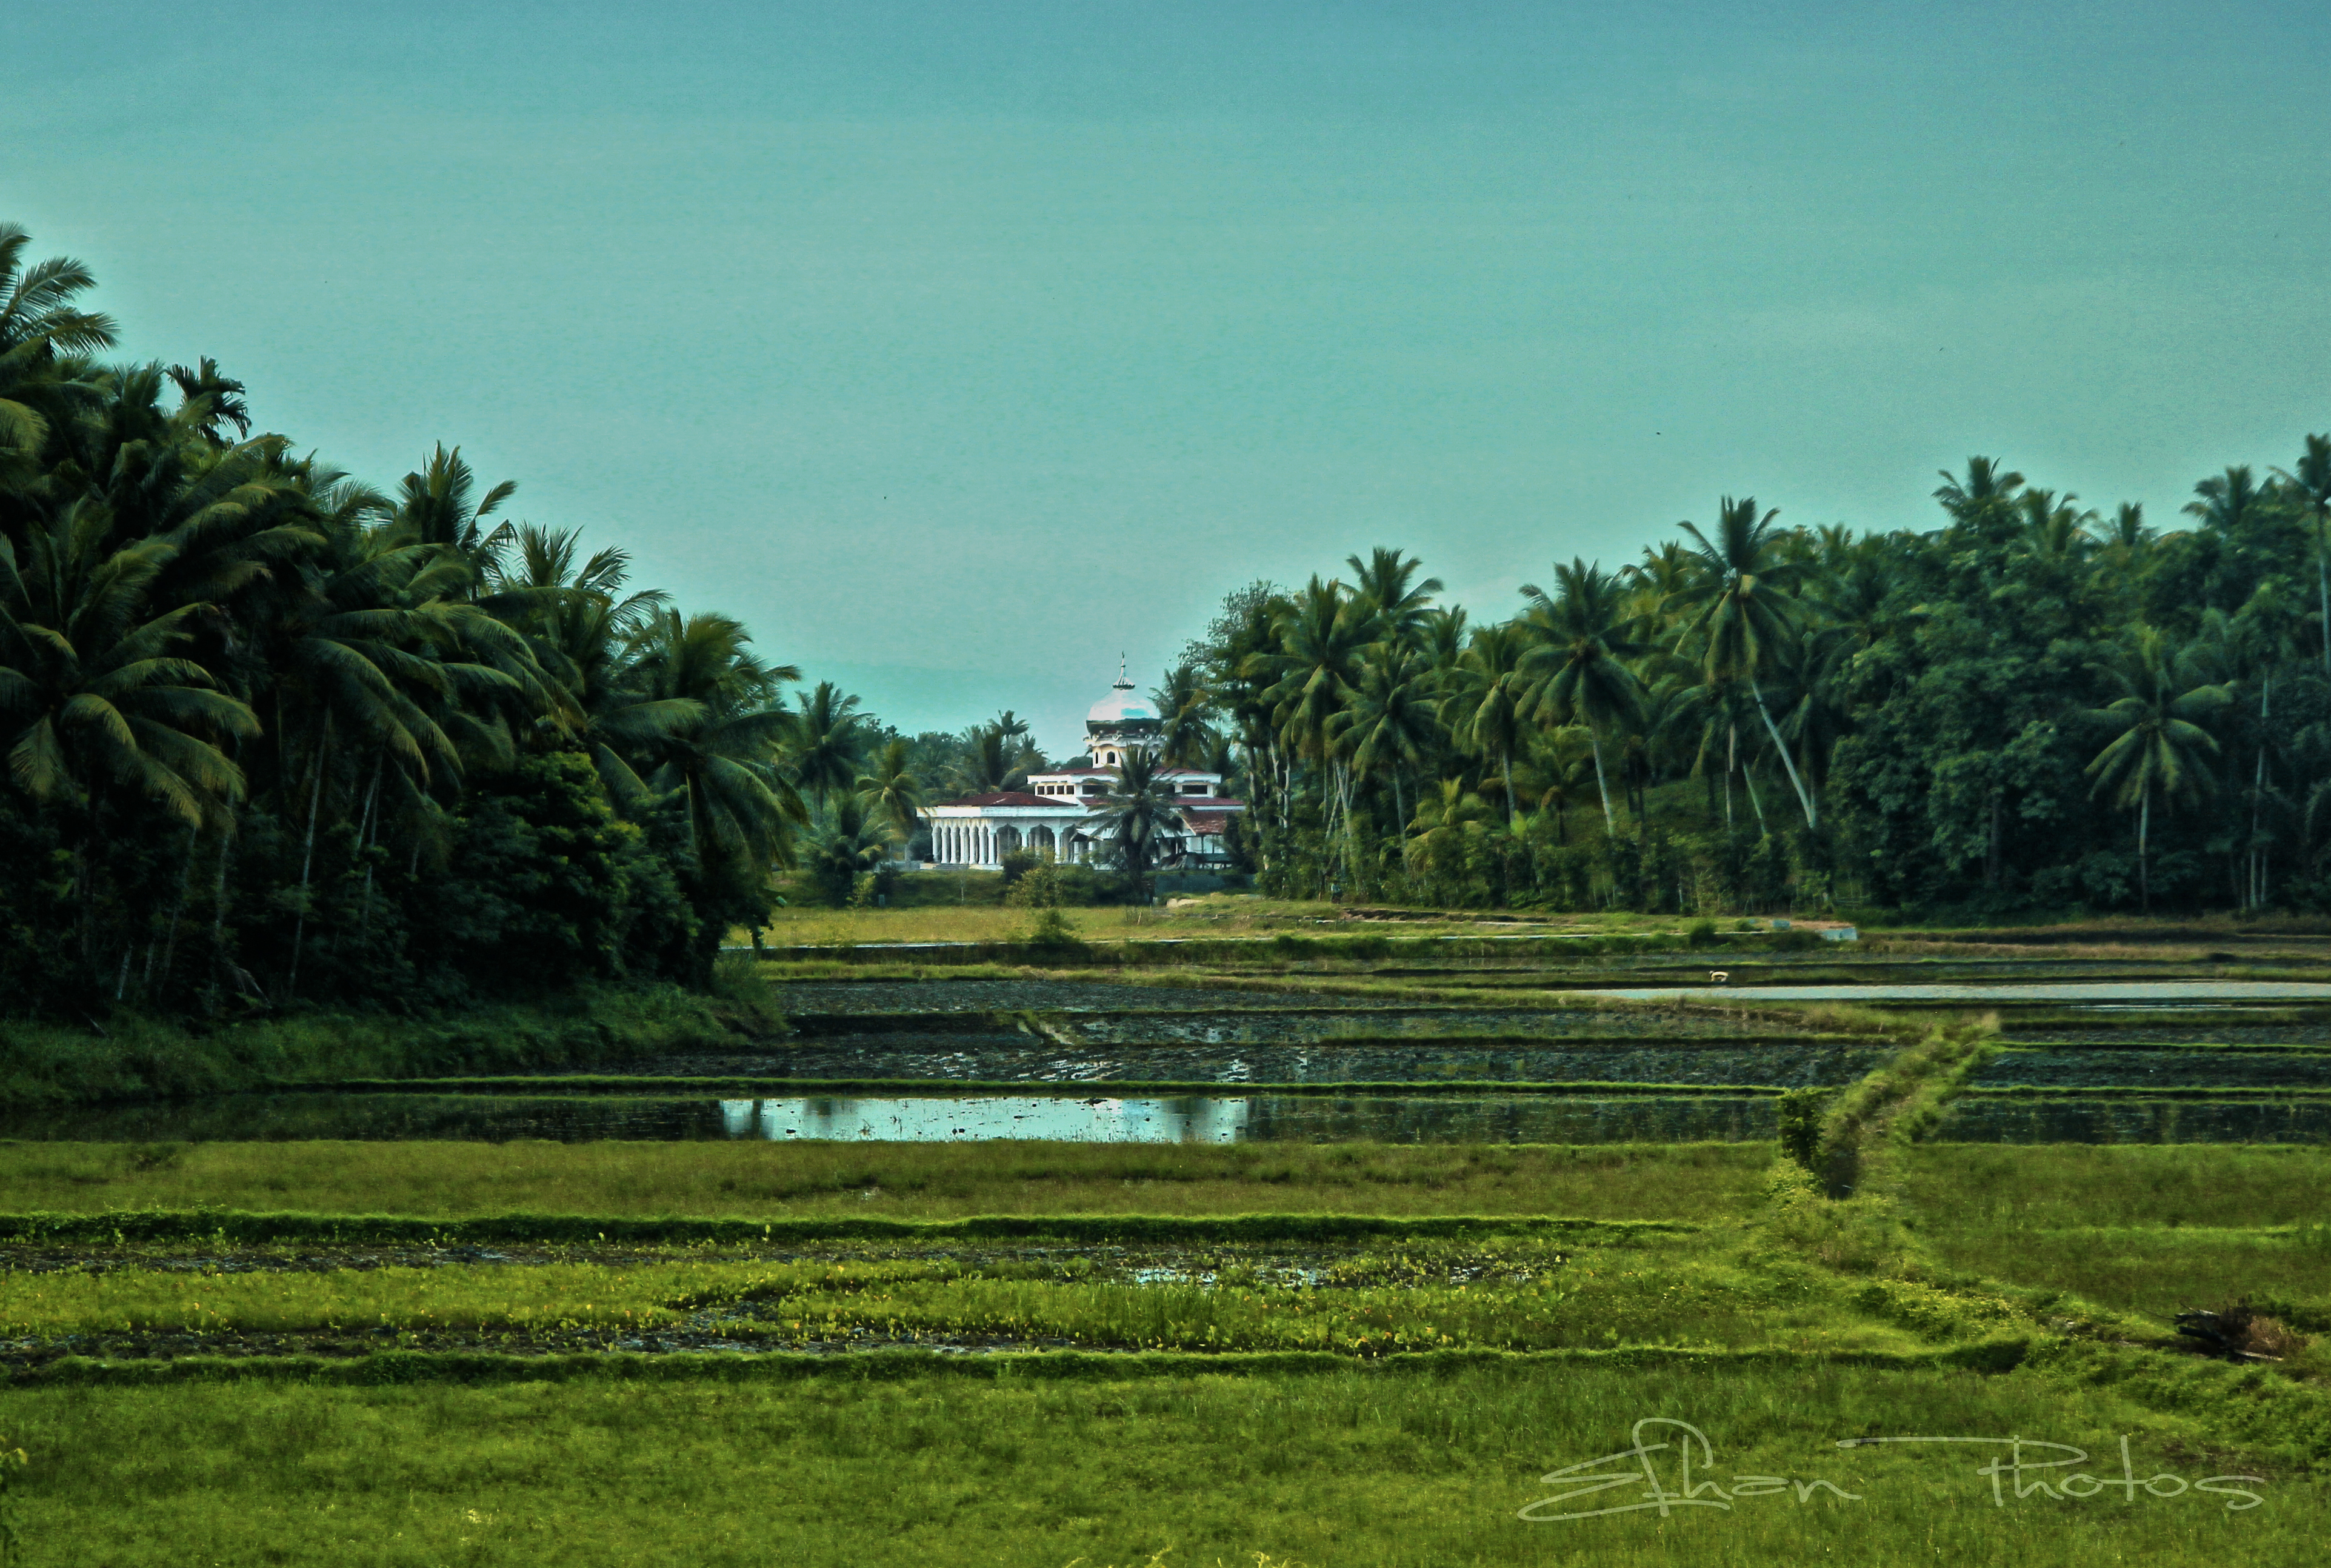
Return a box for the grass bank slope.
[0,984,769,1111]
[0,1139,1770,1222]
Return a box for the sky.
[8,1,2328,756]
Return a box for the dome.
[1087,676,1158,727]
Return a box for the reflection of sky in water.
[719,1096,1252,1143]
[1577,982,2331,1004]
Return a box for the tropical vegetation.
[1173,460,2331,916]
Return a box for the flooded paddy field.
[598,1040,1881,1086]
[0,1089,1781,1144]
[1932,1094,2331,1144]
[1975,1048,2331,1090]
[781,1009,1793,1044]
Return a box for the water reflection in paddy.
[0,1091,1777,1145]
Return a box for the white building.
[922,670,1245,870]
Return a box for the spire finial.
[1115,653,1131,689]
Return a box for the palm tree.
[1667,497,1819,827]
[785,680,869,813]
[1518,559,1646,833]
[1091,747,1181,902]
[2275,434,2331,675]
[0,224,116,482]
[1932,456,2026,541]
[0,504,258,966]
[1344,546,1442,653]
[808,793,896,904]
[624,609,805,894]
[389,444,517,580]
[856,736,924,853]
[1513,725,1595,846]
[949,714,1041,795]
[2083,627,2228,910]
[1152,661,1219,767]
[2183,465,2265,538]
[1259,575,1367,764]
[1441,621,1529,820]
[1330,643,1436,834]
[1404,778,1498,905]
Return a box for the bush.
[1022,906,1086,956]
[1776,1087,1829,1171]
[1684,919,1719,949]
[1005,863,1064,909]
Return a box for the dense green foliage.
[1174,455,2331,917]
[0,225,939,1018]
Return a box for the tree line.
[0,225,982,1017]
[1160,460,2331,916]
[0,224,1235,1018]
[8,217,2327,1026]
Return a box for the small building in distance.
[921,668,1244,870]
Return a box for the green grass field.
[5,943,2329,1564]
[10,1362,2324,1567]
[0,1139,1770,1221]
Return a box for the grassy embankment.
[0,1139,1766,1222]
[0,973,785,1112]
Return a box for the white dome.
[1087,679,1157,726]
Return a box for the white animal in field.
[1709,971,1730,985]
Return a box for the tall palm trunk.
[1587,729,1616,833]
[2138,784,2152,913]
[2319,524,2330,676]
[2249,673,2269,910]
[287,716,332,998]
[1501,746,1517,822]
[1748,675,1817,829]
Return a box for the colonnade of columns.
[929,818,1093,867]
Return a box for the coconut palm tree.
[624,609,804,886]
[1667,497,1819,827]
[1330,643,1437,834]
[0,502,258,967]
[1152,661,1219,767]
[388,444,517,580]
[808,793,896,904]
[1932,456,2026,541]
[1441,621,1529,821]
[0,224,115,485]
[2083,627,2229,910]
[785,680,869,813]
[1344,546,1442,653]
[1259,575,1367,765]
[856,736,924,852]
[1518,559,1646,833]
[1091,747,1182,902]
[2275,434,2331,675]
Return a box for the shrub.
[1685,919,1720,949]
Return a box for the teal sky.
[9,2,2327,755]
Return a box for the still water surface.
[0,1092,1778,1144]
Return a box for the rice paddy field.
[5,905,2329,1564]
